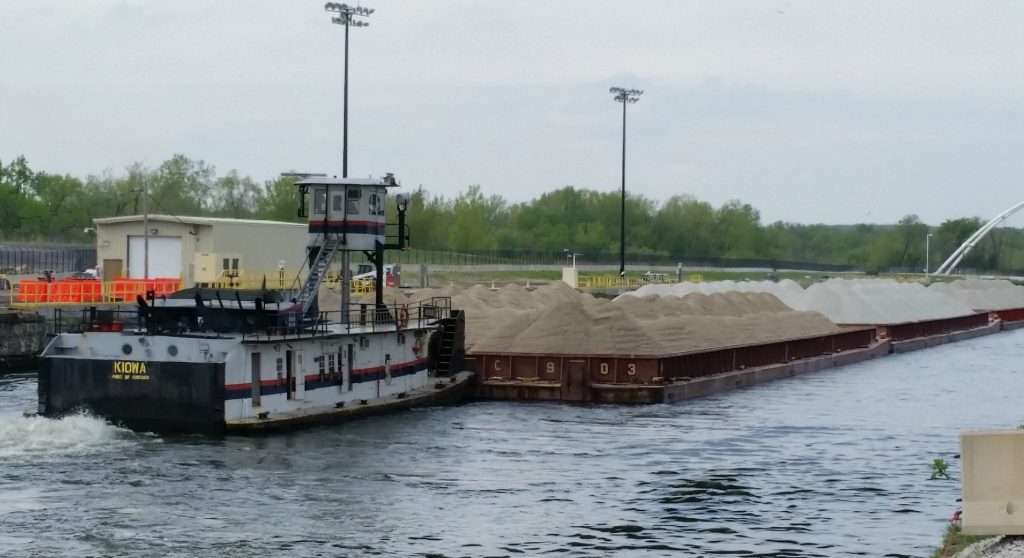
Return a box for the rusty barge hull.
[469,312,1003,405]
[469,327,879,404]
[473,339,891,404]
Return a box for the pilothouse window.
[313,189,327,214]
[368,192,383,216]
[346,188,360,215]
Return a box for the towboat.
[37,174,470,433]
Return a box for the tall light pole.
[142,178,149,279]
[325,2,373,178]
[925,233,933,277]
[610,87,642,277]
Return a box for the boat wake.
[0,411,138,462]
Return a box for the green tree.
[713,200,762,258]
[446,185,507,250]
[255,176,302,222]
[211,170,260,218]
[651,195,716,257]
[150,154,213,216]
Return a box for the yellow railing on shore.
[201,269,303,290]
[578,274,674,291]
[575,273,704,291]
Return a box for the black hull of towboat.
[38,358,227,434]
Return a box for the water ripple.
[3,330,1024,556]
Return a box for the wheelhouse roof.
[294,176,400,187]
[93,215,306,227]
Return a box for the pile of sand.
[318,286,412,315]
[405,281,841,356]
[928,279,1024,311]
[320,276,990,357]
[629,278,977,325]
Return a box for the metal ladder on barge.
[434,310,465,375]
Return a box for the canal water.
[2,331,1022,558]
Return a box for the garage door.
[128,236,182,279]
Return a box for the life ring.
[397,307,409,328]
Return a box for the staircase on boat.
[295,236,343,316]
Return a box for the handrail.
[239,296,452,341]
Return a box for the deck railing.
[240,297,452,341]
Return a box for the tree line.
[1,154,1020,273]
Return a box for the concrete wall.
[961,430,1024,535]
[0,311,46,361]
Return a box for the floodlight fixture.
[325,2,373,27]
[610,87,643,104]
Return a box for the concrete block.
[0,311,46,358]
[561,267,578,289]
[961,430,1024,535]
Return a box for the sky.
[3,1,1024,225]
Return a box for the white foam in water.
[0,412,135,462]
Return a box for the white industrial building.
[92,215,308,287]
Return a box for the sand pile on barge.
[318,286,411,312]
[630,278,976,325]
[928,279,1024,311]
[414,282,840,356]
[472,299,666,355]
[614,293,839,354]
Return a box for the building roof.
[93,215,307,228]
[295,175,400,187]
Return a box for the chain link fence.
[391,249,854,272]
[0,243,856,279]
[0,243,96,275]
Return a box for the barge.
[38,174,470,433]
[468,311,1001,404]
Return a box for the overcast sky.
[3,1,1024,225]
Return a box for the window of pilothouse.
[346,188,361,215]
[368,192,383,216]
[313,189,327,215]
